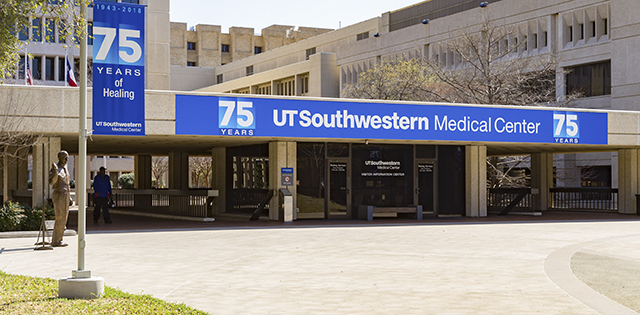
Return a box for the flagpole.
[24,47,27,85]
[64,48,68,87]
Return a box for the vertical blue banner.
[92,1,145,136]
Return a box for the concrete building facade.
[3,0,640,221]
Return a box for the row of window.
[15,55,80,82]
[186,43,263,55]
[18,17,94,45]
[217,74,310,96]
[562,4,610,48]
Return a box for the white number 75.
[554,113,578,137]
[93,26,142,64]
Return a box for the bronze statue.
[49,150,72,247]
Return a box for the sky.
[170,0,422,33]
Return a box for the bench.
[358,205,423,221]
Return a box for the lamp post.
[59,0,104,299]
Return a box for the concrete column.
[168,151,190,212]
[168,152,189,189]
[465,145,487,217]
[0,155,3,199]
[32,137,61,207]
[295,74,303,96]
[134,155,152,189]
[134,154,152,209]
[531,153,553,211]
[2,147,18,201]
[211,147,226,215]
[618,149,639,214]
[3,146,29,201]
[268,141,296,221]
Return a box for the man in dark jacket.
[93,166,113,223]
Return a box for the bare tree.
[422,14,564,106]
[151,156,168,188]
[343,11,582,188]
[189,156,212,188]
[343,59,441,101]
[0,87,42,159]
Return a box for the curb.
[0,229,77,239]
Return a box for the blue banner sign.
[92,1,145,136]
[175,95,608,145]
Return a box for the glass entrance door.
[327,159,351,219]
[415,160,436,217]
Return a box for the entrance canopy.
[0,85,635,156]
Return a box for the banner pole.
[77,0,88,276]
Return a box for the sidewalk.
[1,211,639,314]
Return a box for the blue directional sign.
[175,95,608,145]
[92,1,145,136]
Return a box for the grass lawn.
[0,271,208,314]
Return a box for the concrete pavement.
[1,212,640,314]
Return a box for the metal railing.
[230,189,270,214]
[487,188,532,213]
[550,187,618,212]
[89,189,218,218]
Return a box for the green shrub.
[0,201,22,232]
[19,204,55,231]
[117,173,135,189]
[0,202,56,232]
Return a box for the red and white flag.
[25,58,33,85]
[66,56,77,87]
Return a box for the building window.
[32,57,41,80]
[581,166,611,187]
[87,21,93,45]
[254,46,262,54]
[32,18,42,42]
[301,75,309,94]
[221,44,230,52]
[18,22,29,41]
[58,58,65,81]
[603,18,608,35]
[356,32,369,41]
[543,31,548,47]
[568,26,573,42]
[532,34,537,49]
[187,42,196,50]
[45,19,55,43]
[246,65,253,76]
[579,23,584,40]
[45,57,55,80]
[305,47,316,60]
[217,74,223,84]
[566,61,611,97]
[58,20,66,43]
[17,56,25,79]
[187,61,196,67]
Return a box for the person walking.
[93,166,113,223]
